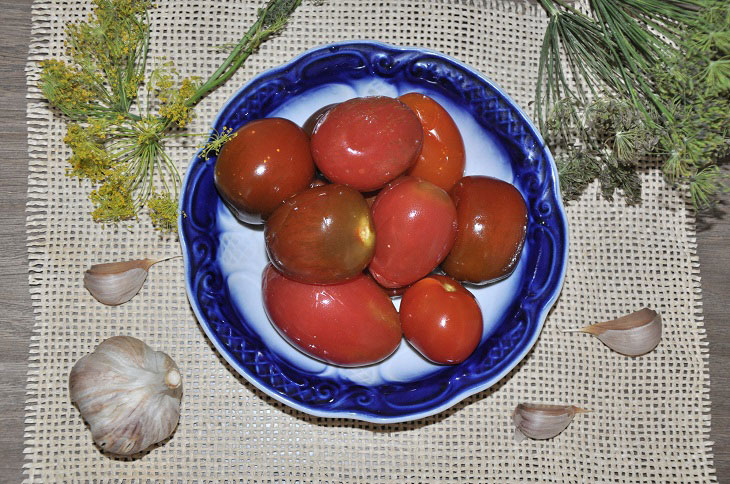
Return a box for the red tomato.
[398,93,465,192]
[310,96,423,191]
[214,118,314,224]
[400,275,483,364]
[262,265,402,367]
[265,184,375,284]
[442,176,528,284]
[368,177,457,288]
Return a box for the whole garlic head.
[69,336,183,456]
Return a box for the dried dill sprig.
[535,0,729,209]
[39,0,304,233]
[547,97,653,203]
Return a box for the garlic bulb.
[84,257,177,306]
[69,336,183,456]
[513,403,587,442]
[575,308,661,356]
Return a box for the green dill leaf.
[261,0,302,30]
[556,151,602,202]
[689,165,729,209]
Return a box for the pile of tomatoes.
[214,94,528,368]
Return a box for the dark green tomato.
[214,117,314,224]
[442,176,527,284]
[302,103,338,137]
[265,184,376,284]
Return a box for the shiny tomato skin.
[442,176,528,284]
[398,93,465,192]
[308,176,328,188]
[369,177,457,288]
[262,265,402,367]
[265,184,375,284]
[310,96,423,191]
[400,275,483,364]
[214,118,314,224]
[302,103,337,137]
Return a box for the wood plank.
[0,1,35,482]
[697,200,730,478]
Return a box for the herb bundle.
[535,0,730,209]
[40,0,303,232]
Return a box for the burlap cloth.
[23,0,716,481]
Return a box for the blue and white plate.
[179,41,568,423]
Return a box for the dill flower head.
[89,170,137,223]
[39,60,104,120]
[200,126,237,160]
[64,120,114,181]
[147,191,179,233]
[151,63,201,128]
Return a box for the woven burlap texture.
[24,0,715,482]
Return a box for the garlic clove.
[69,336,183,456]
[83,258,166,305]
[513,403,588,442]
[578,308,661,356]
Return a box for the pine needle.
[535,0,729,209]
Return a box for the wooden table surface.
[1,1,728,482]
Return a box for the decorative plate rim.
[179,40,569,424]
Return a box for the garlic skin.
[513,403,587,442]
[84,259,159,305]
[580,308,661,356]
[69,336,183,456]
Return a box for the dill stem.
[183,0,302,109]
[183,9,268,108]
